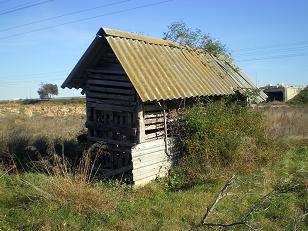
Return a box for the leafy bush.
[170,100,282,187]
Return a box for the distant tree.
[163,20,230,56]
[37,83,58,99]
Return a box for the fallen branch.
[189,176,300,231]
[189,175,236,231]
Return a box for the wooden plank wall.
[85,47,137,180]
[143,102,165,141]
[131,138,181,186]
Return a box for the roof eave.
[61,33,104,89]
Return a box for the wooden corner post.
[137,97,145,143]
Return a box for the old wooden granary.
[62,28,266,185]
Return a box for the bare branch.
[188,177,300,231]
[189,175,236,231]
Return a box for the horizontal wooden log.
[133,151,167,164]
[87,102,134,112]
[133,156,170,169]
[132,138,165,148]
[144,117,165,125]
[145,132,165,141]
[87,92,135,101]
[88,64,126,75]
[133,159,172,173]
[144,112,164,119]
[132,151,180,163]
[87,85,135,95]
[145,123,164,130]
[87,99,136,107]
[132,145,164,157]
[88,79,133,88]
[86,121,136,130]
[88,73,130,82]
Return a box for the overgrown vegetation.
[0,102,307,230]
[0,141,306,230]
[288,86,308,105]
[163,20,229,56]
[167,101,283,189]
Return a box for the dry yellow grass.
[257,105,308,139]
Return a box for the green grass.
[0,103,307,230]
[0,140,307,231]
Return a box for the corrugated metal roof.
[104,29,237,101]
[212,56,267,102]
[62,28,265,102]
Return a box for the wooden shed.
[62,28,266,185]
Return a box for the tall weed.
[172,100,283,186]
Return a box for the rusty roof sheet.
[62,28,265,102]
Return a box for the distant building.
[260,84,303,102]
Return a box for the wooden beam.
[87,102,134,112]
[87,66,126,75]
[88,79,133,88]
[137,97,145,143]
[87,92,135,101]
[88,73,130,82]
[87,85,135,95]
[163,101,169,155]
[144,131,165,140]
[87,98,135,106]
[144,117,165,125]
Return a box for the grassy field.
[0,103,307,231]
[258,104,308,139]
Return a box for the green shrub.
[171,100,282,186]
[288,86,308,105]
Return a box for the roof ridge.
[98,27,192,49]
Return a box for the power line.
[0,0,39,10]
[236,53,308,62]
[235,45,308,57]
[0,0,133,32]
[0,0,174,40]
[0,0,54,16]
[232,40,308,53]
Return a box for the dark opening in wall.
[265,91,284,101]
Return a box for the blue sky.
[0,0,307,100]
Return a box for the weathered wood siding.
[83,45,183,183]
[85,46,137,179]
[131,138,181,186]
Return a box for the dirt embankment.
[0,103,85,117]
